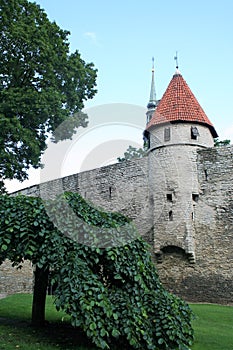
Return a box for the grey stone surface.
[1,145,232,304]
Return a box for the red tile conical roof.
[146,71,218,137]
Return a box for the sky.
[5,0,233,192]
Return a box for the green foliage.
[0,192,194,349]
[117,145,147,162]
[1,295,233,350]
[46,192,136,248]
[214,138,231,146]
[0,0,97,191]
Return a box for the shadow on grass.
[0,317,97,350]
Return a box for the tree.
[214,138,231,147]
[0,192,194,349]
[117,145,147,162]
[0,0,97,191]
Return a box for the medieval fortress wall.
[1,66,232,304]
[155,145,233,303]
[13,157,152,242]
[1,145,232,304]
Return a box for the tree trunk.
[31,265,49,327]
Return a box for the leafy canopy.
[214,138,231,147]
[117,145,147,162]
[0,192,194,350]
[0,0,97,191]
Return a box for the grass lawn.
[0,294,96,350]
[0,294,232,350]
[191,303,233,350]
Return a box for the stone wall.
[0,260,33,294]
[0,158,151,294]
[17,157,151,242]
[149,123,214,149]
[1,146,232,304]
[149,144,199,259]
[156,146,233,304]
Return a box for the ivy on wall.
[0,192,194,350]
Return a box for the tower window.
[143,130,150,148]
[109,186,112,199]
[191,126,199,140]
[167,193,173,201]
[164,127,171,141]
[192,194,199,202]
[169,210,173,221]
[147,133,150,149]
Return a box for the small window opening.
[204,169,208,181]
[192,194,199,202]
[164,127,171,141]
[143,130,150,149]
[146,112,153,124]
[167,193,173,202]
[169,210,173,221]
[191,126,199,140]
[109,186,112,198]
[146,133,150,149]
[149,134,151,149]
[192,212,194,221]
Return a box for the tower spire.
[148,57,157,106]
[146,57,157,123]
[174,51,181,75]
[174,51,179,69]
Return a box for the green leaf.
[158,338,164,344]
[100,328,107,337]
[1,244,8,251]
[112,328,120,337]
[90,322,96,330]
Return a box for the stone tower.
[144,66,218,263]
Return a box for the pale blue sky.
[5,0,233,192]
[34,0,233,139]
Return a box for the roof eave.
[146,119,218,138]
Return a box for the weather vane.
[174,51,179,69]
[152,56,155,71]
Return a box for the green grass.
[0,293,70,323]
[191,303,233,350]
[0,294,232,350]
[0,294,96,350]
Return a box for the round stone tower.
[144,66,218,263]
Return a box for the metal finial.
[174,51,179,69]
[147,57,157,111]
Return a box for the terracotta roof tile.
[146,72,218,137]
